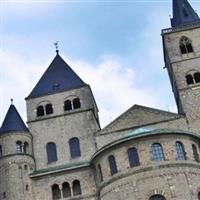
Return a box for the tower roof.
[27,54,86,99]
[0,104,29,134]
[171,0,200,27]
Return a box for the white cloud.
[69,57,161,126]
[1,5,177,128]
[1,50,167,127]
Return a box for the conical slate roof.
[0,104,29,134]
[27,54,86,99]
[171,0,200,27]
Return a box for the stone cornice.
[29,160,91,178]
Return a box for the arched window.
[0,145,2,157]
[198,192,200,200]
[149,194,166,200]
[64,100,72,111]
[98,164,103,182]
[108,155,118,175]
[175,141,186,160]
[3,192,6,198]
[25,184,29,191]
[37,105,44,116]
[128,147,140,167]
[24,164,28,170]
[192,144,199,162]
[179,36,193,54]
[194,72,200,83]
[151,143,165,161]
[45,104,53,115]
[186,74,194,85]
[72,180,82,196]
[62,182,71,198]
[52,184,61,200]
[16,141,23,153]
[69,138,81,158]
[46,142,57,163]
[73,98,81,109]
[24,142,29,154]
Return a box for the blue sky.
[1,0,200,127]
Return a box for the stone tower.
[162,0,200,131]
[25,51,100,170]
[0,102,34,200]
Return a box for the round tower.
[0,101,35,200]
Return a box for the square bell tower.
[162,0,200,131]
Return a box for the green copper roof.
[30,160,90,177]
[123,127,194,139]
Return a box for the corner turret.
[0,102,34,200]
[0,102,29,134]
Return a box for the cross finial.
[54,41,59,54]
[10,98,13,105]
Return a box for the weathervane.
[54,41,59,54]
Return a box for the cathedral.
[1,0,200,199]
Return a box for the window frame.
[52,184,61,200]
[46,142,58,163]
[72,180,82,196]
[62,182,71,198]
[179,36,194,54]
[127,147,140,167]
[192,144,199,162]
[0,145,2,157]
[45,104,53,115]
[36,105,45,117]
[151,143,165,162]
[69,137,81,159]
[149,194,166,200]
[64,100,72,111]
[175,141,186,161]
[108,155,118,175]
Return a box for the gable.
[100,104,182,134]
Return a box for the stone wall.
[31,166,97,200]
[163,26,200,132]
[92,132,200,200]
[26,86,100,170]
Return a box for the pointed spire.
[26,54,86,99]
[171,0,200,27]
[0,103,29,134]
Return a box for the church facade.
[1,0,200,200]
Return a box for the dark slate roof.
[27,54,86,99]
[171,0,200,27]
[0,104,29,134]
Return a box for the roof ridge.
[133,104,180,116]
[101,104,181,132]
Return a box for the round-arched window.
[149,194,166,200]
